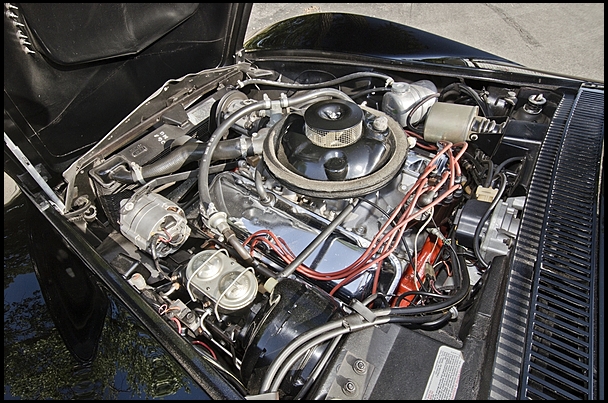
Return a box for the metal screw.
[352,359,367,375]
[342,379,357,396]
[355,226,366,236]
[185,312,194,323]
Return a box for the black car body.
[4,3,604,400]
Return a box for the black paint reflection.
[4,196,210,400]
[245,13,507,61]
[29,200,109,364]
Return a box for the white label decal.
[422,345,465,400]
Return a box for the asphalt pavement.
[247,3,604,82]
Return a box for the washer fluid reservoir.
[382,80,438,127]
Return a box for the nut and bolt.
[355,226,366,236]
[342,379,357,396]
[352,359,367,375]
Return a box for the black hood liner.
[4,3,252,173]
[17,3,199,66]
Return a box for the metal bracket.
[326,352,375,400]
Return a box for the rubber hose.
[110,138,252,184]
[238,71,394,90]
[198,88,352,213]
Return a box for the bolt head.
[342,379,357,395]
[353,359,367,374]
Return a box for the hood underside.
[4,3,252,172]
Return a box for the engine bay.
[60,62,562,399]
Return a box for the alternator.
[119,192,190,258]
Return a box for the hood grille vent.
[488,87,604,400]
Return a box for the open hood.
[243,12,514,64]
[4,3,252,173]
[3,5,603,401]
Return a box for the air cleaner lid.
[304,99,363,148]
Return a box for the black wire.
[394,290,451,306]
[461,151,485,173]
[387,311,450,325]
[351,86,390,99]
[356,197,391,221]
[389,239,470,316]
[440,82,489,117]
[484,160,494,187]
[495,156,525,174]
[191,345,249,396]
[473,173,508,270]
[362,292,389,309]
[460,152,485,187]
[457,271,485,311]
[419,311,453,330]
[405,93,441,135]
[150,234,164,274]
[459,84,489,117]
